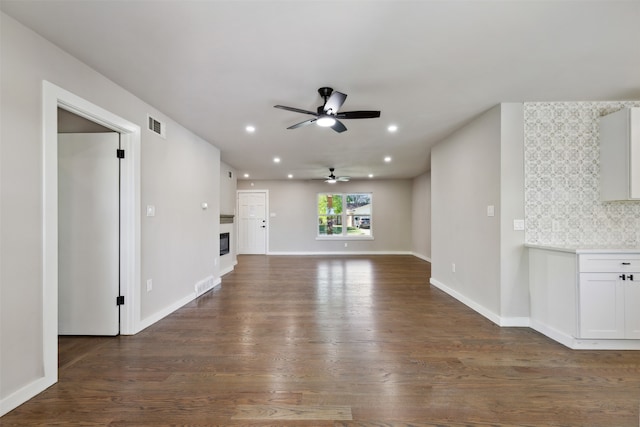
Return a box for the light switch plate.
[487,205,495,217]
[146,205,155,217]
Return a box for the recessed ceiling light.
[387,124,398,132]
[368,173,374,178]
[273,157,281,163]
[287,174,293,179]
[384,156,392,163]
[245,125,256,133]
[243,173,250,178]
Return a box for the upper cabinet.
[599,107,640,201]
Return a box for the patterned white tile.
[524,101,640,246]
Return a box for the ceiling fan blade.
[274,105,318,116]
[331,120,347,133]
[323,91,347,114]
[336,110,381,119]
[288,118,317,129]
[337,176,350,182]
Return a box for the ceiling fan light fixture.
[326,178,337,184]
[316,116,336,127]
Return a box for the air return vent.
[147,114,166,138]
[195,275,215,298]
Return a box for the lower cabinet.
[578,255,640,339]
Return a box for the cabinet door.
[624,277,640,338]
[579,273,625,338]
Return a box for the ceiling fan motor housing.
[318,87,334,100]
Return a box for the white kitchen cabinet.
[579,273,624,338]
[578,254,640,339]
[599,107,640,201]
[528,245,640,349]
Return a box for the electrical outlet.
[146,279,153,292]
[344,242,348,248]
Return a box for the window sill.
[316,236,374,241]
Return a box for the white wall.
[220,162,237,215]
[220,162,237,275]
[0,12,220,410]
[411,171,431,261]
[431,106,502,319]
[499,103,528,322]
[236,179,413,254]
[431,104,529,325]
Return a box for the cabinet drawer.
[579,254,640,272]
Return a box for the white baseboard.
[266,251,413,256]
[429,278,532,328]
[529,319,576,348]
[0,375,56,417]
[136,292,197,333]
[220,264,235,276]
[499,316,530,327]
[411,252,431,262]
[530,319,640,350]
[429,277,503,326]
[136,277,222,333]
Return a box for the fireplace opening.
[220,232,230,256]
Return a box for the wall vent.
[147,115,166,139]
[195,275,215,298]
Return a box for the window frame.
[316,192,374,240]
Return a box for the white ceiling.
[2,1,639,181]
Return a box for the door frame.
[237,189,269,254]
[42,81,141,385]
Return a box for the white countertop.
[525,243,640,254]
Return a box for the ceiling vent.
[147,114,166,139]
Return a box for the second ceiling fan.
[274,87,381,133]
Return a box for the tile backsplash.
[524,101,640,246]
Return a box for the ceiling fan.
[274,87,381,133]
[323,168,350,184]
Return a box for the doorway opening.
[43,81,141,388]
[58,109,121,337]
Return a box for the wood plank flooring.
[3,255,640,426]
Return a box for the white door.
[58,132,120,335]
[238,191,267,254]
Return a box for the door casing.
[42,81,141,387]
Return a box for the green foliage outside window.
[317,193,371,237]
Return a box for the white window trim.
[316,192,373,240]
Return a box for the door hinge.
[116,149,125,159]
[116,295,125,305]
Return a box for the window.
[317,193,372,238]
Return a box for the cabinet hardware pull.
[622,262,631,265]
[630,274,634,281]
[620,274,627,280]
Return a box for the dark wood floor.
[3,255,640,426]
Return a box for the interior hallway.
[3,255,640,426]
